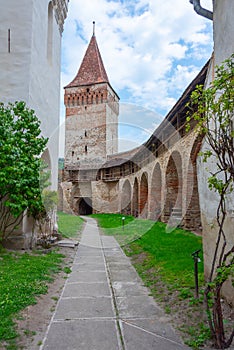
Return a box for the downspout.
[189,0,213,20]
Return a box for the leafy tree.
[0,101,48,241]
[187,54,234,349]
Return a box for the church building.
[0,0,69,248]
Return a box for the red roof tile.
[66,35,109,88]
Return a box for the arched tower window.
[47,2,53,64]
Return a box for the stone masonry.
[61,50,208,232]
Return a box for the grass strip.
[92,214,203,289]
[57,211,83,238]
[0,249,64,344]
[91,213,154,246]
[128,221,203,287]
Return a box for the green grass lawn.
[0,211,82,348]
[91,213,155,246]
[0,248,64,346]
[92,214,203,288]
[57,211,84,238]
[127,221,203,288]
[91,213,134,228]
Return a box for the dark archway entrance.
[132,178,139,217]
[139,172,148,218]
[184,136,202,231]
[121,180,131,215]
[150,163,162,221]
[79,198,92,215]
[164,151,182,223]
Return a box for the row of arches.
[61,138,202,232]
[119,148,201,231]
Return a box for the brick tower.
[64,24,119,170]
[63,24,119,215]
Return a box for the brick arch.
[149,163,162,221]
[139,172,148,218]
[132,178,139,217]
[163,151,182,223]
[184,136,203,231]
[121,179,132,215]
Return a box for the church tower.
[64,24,119,170]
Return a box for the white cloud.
[60,0,213,155]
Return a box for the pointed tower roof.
[66,30,109,88]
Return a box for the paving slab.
[120,320,190,350]
[122,318,184,343]
[104,255,131,264]
[108,260,135,267]
[71,262,106,272]
[73,255,104,263]
[67,270,108,283]
[63,282,111,298]
[116,295,163,318]
[101,236,121,249]
[41,217,191,350]
[112,281,150,297]
[76,246,103,256]
[103,248,125,258]
[54,296,114,320]
[109,268,142,282]
[42,320,120,350]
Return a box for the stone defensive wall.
[60,60,209,233]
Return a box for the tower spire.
[65,28,109,88]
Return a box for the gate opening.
[78,197,92,215]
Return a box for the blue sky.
[59,0,213,155]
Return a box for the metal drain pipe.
[189,0,213,20]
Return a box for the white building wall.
[0,0,33,103]
[29,0,62,190]
[213,0,234,65]
[0,0,68,190]
[197,0,234,304]
[0,0,68,248]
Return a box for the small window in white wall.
[47,2,53,64]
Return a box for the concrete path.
[41,217,190,350]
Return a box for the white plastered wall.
[0,0,68,247]
[0,0,63,190]
[197,0,234,304]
